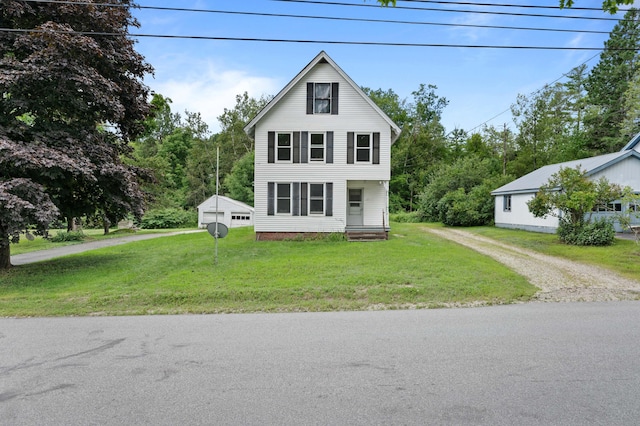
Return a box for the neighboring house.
[244,51,401,240]
[491,133,640,233]
[197,195,254,229]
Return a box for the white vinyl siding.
[253,62,393,233]
[494,192,560,233]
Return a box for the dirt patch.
[423,227,640,303]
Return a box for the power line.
[26,0,625,22]
[0,27,622,50]
[19,0,616,36]
[273,0,623,21]
[402,0,626,12]
[467,52,601,132]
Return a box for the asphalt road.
[2,302,640,425]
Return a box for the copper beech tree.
[0,0,152,269]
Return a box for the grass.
[467,226,640,281]
[0,223,536,317]
[10,228,196,256]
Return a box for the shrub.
[140,208,196,229]
[389,211,422,223]
[50,231,85,242]
[557,218,615,246]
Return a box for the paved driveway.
[10,230,205,265]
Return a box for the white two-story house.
[244,51,401,240]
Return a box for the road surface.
[2,303,640,425]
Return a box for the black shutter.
[301,183,308,216]
[331,82,339,115]
[347,132,354,164]
[326,131,333,164]
[306,82,314,114]
[267,182,274,215]
[373,132,380,164]
[292,182,300,216]
[268,132,275,163]
[326,183,333,216]
[293,132,300,164]
[301,132,308,163]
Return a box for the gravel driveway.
[424,227,640,303]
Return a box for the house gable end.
[244,51,400,141]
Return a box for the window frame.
[355,133,372,163]
[276,183,291,214]
[308,183,325,215]
[309,133,325,162]
[313,83,332,114]
[503,195,512,212]
[276,132,292,163]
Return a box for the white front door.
[347,188,363,226]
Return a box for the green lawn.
[467,226,640,281]
[0,223,536,317]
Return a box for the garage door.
[202,212,224,226]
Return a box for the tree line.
[1,1,639,268]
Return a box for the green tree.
[1,0,151,268]
[418,156,511,226]
[223,151,255,206]
[527,166,627,245]
[390,84,449,212]
[217,92,270,180]
[584,8,640,153]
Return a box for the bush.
[389,211,422,223]
[557,219,615,246]
[140,208,196,229]
[50,231,85,242]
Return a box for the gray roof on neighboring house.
[491,149,640,195]
[622,131,640,151]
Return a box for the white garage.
[197,195,254,229]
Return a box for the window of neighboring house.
[593,203,622,212]
[314,83,331,114]
[277,133,292,162]
[629,203,639,212]
[503,195,512,212]
[356,134,371,162]
[276,183,291,214]
[310,133,324,161]
[309,183,324,214]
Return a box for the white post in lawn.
[215,146,219,265]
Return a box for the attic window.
[314,83,331,113]
[307,82,339,115]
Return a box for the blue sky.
[131,0,634,135]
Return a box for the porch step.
[346,231,388,242]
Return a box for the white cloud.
[147,61,279,134]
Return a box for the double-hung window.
[356,134,371,163]
[503,195,512,212]
[307,82,338,115]
[277,133,292,162]
[310,133,324,162]
[314,83,331,114]
[276,183,291,214]
[309,183,324,214]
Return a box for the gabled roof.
[198,195,254,212]
[243,51,401,143]
[622,131,640,152]
[491,149,640,195]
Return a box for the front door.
[347,188,363,226]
